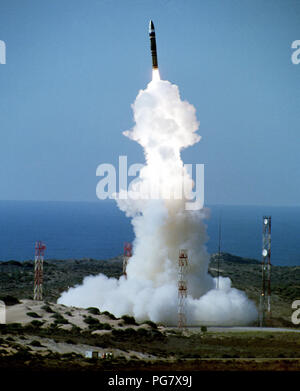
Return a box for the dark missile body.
[149,20,158,69]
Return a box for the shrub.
[2,260,22,267]
[30,320,44,328]
[45,351,60,359]
[4,323,23,332]
[26,312,41,319]
[65,339,76,344]
[123,328,136,336]
[51,312,69,324]
[23,261,33,268]
[87,321,112,331]
[112,329,123,337]
[0,295,20,306]
[12,349,32,360]
[201,326,207,333]
[30,340,44,348]
[99,323,112,330]
[102,311,116,320]
[70,325,82,334]
[48,322,59,330]
[111,328,137,339]
[61,352,81,359]
[143,320,157,329]
[56,318,68,325]
[87,307,101,316]
[41,305,54,313]
[84,316,100,326]
[189,353,202,358]
[121,315,137,325]
[136,328,149,337]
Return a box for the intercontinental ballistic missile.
[149,20,158,69]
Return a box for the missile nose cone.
[149,20,155,33]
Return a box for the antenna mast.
[259,216,271,326]
[217,214,222,289]
[34,241,46,301]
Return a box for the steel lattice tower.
[123,242,132,279]
[259,216,271,326]
[216,214,222,289]
[178,249,188,329]
[34,241,46,301]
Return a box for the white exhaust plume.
[58,76,257,326]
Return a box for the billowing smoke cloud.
[58,76,257,326]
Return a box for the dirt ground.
[1,300,300,372]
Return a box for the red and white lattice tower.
[178,249,188,329]
[34,241,46,301]
[123,242,132,279]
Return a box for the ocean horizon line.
[0,199,299,208]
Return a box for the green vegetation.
[0,254,299,326]
[30,340,44,348]
[65,338,76,344]
[83,316,99,326]
[0,253,300,372]
[143,320,157,329]
[0,295,20,306]
[51,312,69,325]
[87,307,101,315]
[30,320,44,328]
[1,319,300,372]
[102,311,117,320]
[41,304,54,313]
[0,257,123,302]
[98,323,112,330]
[70,325,82,334]
[26,312,41,319]
[121,315,137,325]
[83,316,112,331]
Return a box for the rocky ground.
[0,299,159,361]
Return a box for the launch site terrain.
[0,254,300,371]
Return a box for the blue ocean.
[0,200,299,266]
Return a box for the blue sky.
[0,0,299,205]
